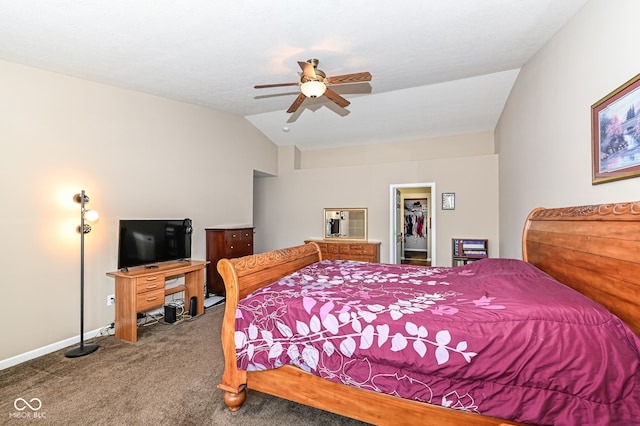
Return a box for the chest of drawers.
[206,227,254,296]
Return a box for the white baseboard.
[2,297,219,370]
[0,328,103,370]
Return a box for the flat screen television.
[117,219,192,270]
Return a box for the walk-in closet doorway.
[389,183,436,265]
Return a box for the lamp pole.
[65,190,99,358]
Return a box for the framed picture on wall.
[442,193,455,210]
[591,73,640,184]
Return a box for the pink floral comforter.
[234,258,640,425]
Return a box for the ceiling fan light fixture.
[300,80,326,98]
[254,58,371,113]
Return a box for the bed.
[217,201,640,425]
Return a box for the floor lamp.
[65,190,100,358]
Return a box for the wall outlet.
[107,294,115,306]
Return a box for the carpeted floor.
[0,304,369,425]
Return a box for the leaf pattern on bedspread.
[234,260,492,413]
[234,258,640,424]
[236,261,482,365]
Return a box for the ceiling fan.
[254,59,372,113]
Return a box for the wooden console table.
[106,260,209,343]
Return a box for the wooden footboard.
[245,365,518,426]
[216,243,322,408]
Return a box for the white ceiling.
[0,0,588,150]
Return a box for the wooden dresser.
[305,240,381,263]
[206,227,254,296]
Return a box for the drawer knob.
[146,296,158,302]
[146,284,158,289]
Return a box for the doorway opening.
[389,183,436,265]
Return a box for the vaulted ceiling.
[0,0,589,150]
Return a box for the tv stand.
[145,265,160,269]
[106,260,209,342]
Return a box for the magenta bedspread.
[234,259,640,425]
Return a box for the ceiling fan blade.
[326,72,372,85]
[323,88,350,109]
[254,82,299,89]
[298,61,317,80]
[286,93,307,113]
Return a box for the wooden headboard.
[523,200,640,335]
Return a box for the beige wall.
[7,0,636,367]
[254,133,499,265]
[0,60,277,362]
[302,132,495,168]
[496,0,640,258]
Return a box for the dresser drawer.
[225,230,253,255]
[136,288,164,311]
[339,244,366,255]
[237,229,253,241]
[231,241,253,256]
[226,229,252,242]
[362,245,376,255]
[327,244,339,255]
[136,274,165,293]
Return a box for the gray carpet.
[0,304,369,425]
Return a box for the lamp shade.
[84,210,99,222]
[301,81,326,98]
